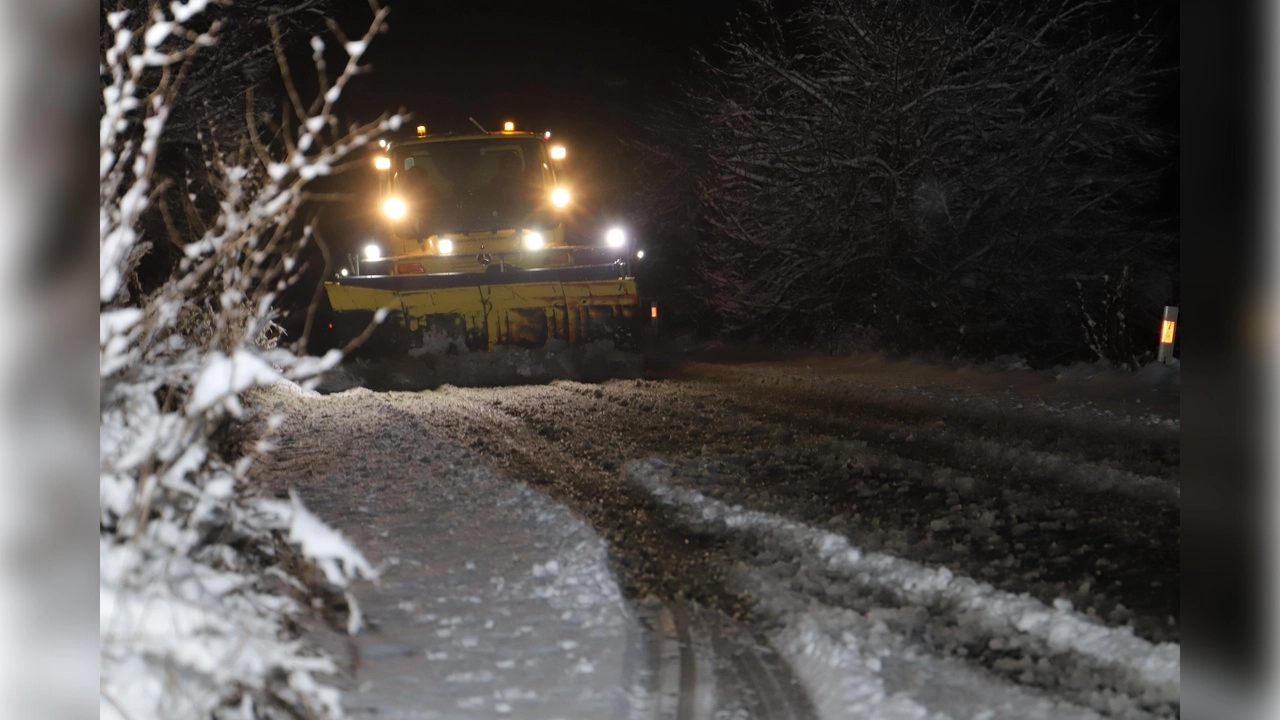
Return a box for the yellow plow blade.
[325,267,640,355]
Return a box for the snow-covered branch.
[100,3,400,718]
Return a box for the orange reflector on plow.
[396,262,426,274]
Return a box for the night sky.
[341,0,739,131]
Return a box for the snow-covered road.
[252,351,1179,719]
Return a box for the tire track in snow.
[407,381,1173,717]
[670,356,1177,468]
[397,387,820,719]
[489,379,1178,645]
[625,458,1179,719]
[637,378,1178,506]
[668,362,1179,483]
[637,602,814,720]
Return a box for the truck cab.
[325,121,642,355]
[364,124,599,276]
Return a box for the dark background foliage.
[631,0,1177,367]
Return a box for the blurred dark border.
[7,1,99,719]
[1182,1,1276,718]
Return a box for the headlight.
[550,188,570,208]
[364,243,382,261]
[438,238,454,255]
[374,156,391,171]
[382,197,406,219]
[550,145,566,160]
[605,227,626,248]
[524,232,545,250]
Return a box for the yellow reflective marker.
[1157,306,1178,363]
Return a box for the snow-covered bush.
[100,3,399,717]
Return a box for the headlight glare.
[438,238,454,254]
[605,227,626,248]
[550,188,570,208]
[524,232,545,250]
[382,197,406,219]
[364,243,382,261]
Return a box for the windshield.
[391,138,549,235]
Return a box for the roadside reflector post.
[1157,305,1178,364]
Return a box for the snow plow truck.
[324,122,641,356]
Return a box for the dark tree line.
[637,0,1177,366]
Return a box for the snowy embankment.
[627,458,1180,720]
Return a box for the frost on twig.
[100,3,399,718]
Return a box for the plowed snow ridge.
[627,459,1180,710]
